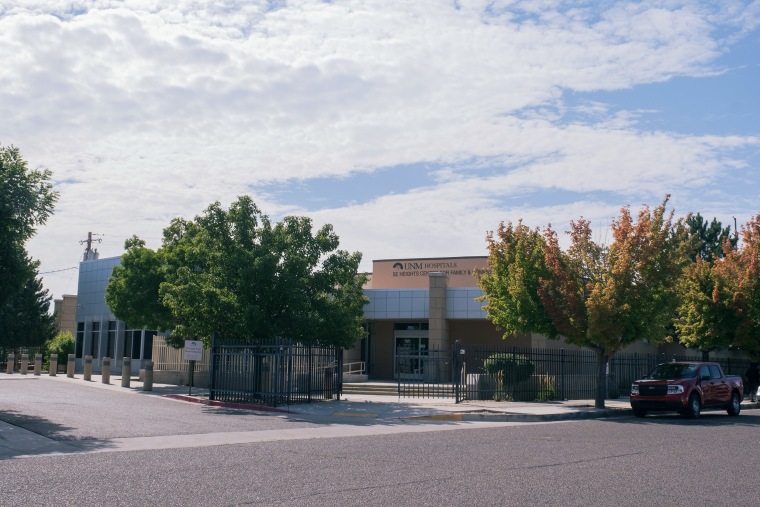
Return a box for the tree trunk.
[595,350,609,409]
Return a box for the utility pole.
[80,232,102,261]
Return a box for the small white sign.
[184,340,203,361]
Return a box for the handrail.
[343,361,366,375]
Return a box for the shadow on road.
[0,410,118,458]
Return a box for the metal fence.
[209,336,343,407]
[395,341,755,403]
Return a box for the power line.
[39,266,79,274]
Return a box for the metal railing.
[209,336,343,407]
[343,361,366,376]
[394,341,755,403]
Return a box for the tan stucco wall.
[371,257,487,289]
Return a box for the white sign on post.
[184,340,203,361]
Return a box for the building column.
[428,272,448,351]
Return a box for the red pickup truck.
[630,362,743,418]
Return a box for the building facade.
[73,254,715,380]
[75,256,156,374]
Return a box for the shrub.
[45,331,75,362]
[482,353,535,401]
[535,374,557,401]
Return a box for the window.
[709,365,722,379]
[107,321,117,359]
[90,321,100,358]
[144,331,156,360]
[393,322,429,331]
[75,322,85,359]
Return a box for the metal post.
[6,353,14,374]
[34,354,42,375]
[83,355,93,381]
[560,349,565,401]
[188,359,195,396]
[102,357,111,384]
[20,353,28,375]
[209,333,216,401]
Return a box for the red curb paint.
[163,394,294,414]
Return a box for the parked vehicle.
[630,362,743,418]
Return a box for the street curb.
[404,408,632,423]
[163,394,295,414]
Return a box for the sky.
[2,0,759,302]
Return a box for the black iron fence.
[395,341,755,403]
[209,336,342,407]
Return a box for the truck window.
[699,366,711,380]
[709,365,722,379]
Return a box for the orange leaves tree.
[478,198,688,408]
[677,215,760,359]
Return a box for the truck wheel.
[727,391,741,416]
[632,407,647,418]
[685,393,701,419]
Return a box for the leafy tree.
[674,257,737,357]
[478,197,688,408]
[0,144,58,308]
[46,331,75,362]
[732,215,760,358]
[476,221,557,340]
[674,214,753,359]
[107,196,368,349]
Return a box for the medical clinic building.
[354,256,539,380]
[72,254,667,379]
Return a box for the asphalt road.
[2,376,759,506]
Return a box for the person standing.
[745,363,760,402]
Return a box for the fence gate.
[209,335,343,407]
[395,344,458,398]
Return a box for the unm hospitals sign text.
[371,257,488,289]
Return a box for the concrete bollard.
[49,354,58,376]
[121,357,131,388]
[143,361,154,391]
[67,354,75,378]
[83,355,93,381]
[6,353,14,374]
[20,354,28,375]
[34,354,42,375]
[102,357,111,384]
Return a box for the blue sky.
[1,1,759,301]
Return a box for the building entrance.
[394,332,429,380]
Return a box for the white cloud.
[3,1,758,300]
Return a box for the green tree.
[106,196,368,349]
[476,221,557,340]
[0,144,58,308]
[0,262,56,350]
[685,213,736,262]
[674,257,737,357]
[478,197,688,408]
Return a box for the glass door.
[394,335,429,380]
